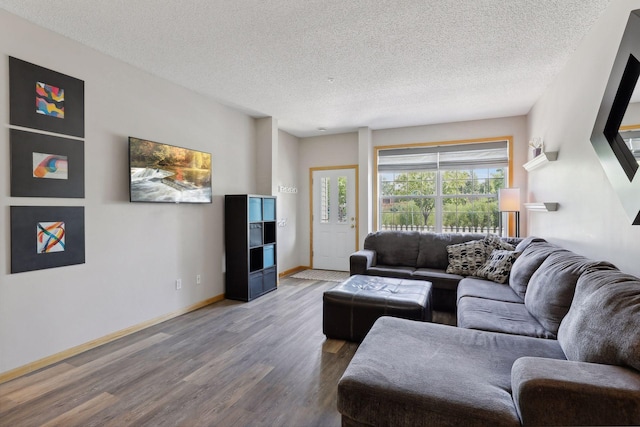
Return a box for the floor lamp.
[499,188,520,237]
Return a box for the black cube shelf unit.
[225,194,277,301]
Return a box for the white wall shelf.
[524,202,559,212]
[523,151,558,172]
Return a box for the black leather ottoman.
[323,275,432,342]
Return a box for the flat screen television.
[128,137,212,203]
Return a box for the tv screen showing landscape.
[129,137,212,203]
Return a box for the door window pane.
[338,176,347,223]
[321,177,330,223]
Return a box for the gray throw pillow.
[474,250,520,284]
[558,268,640,371]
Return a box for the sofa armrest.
[350,250,376,275]
[511,357,640,426]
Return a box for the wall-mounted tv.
[128,137,212,204]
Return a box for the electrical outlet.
[176,279,182,290]
[196,274,201,285]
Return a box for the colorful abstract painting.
[11,206,84,273]
[36,82,65,118]
[10,57,84,137]
[10,129,84,198]
[32,152,68,180]
[37,221,66,253]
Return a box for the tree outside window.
[380,168,505,233]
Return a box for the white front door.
[312,167,357,271]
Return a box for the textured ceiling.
[0,0,611,137]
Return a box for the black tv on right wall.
[128,137,212,204]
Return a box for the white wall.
[527,0,640,276]
[297,133,359,267]
[296,117,528,267]
[0,11,256,374]
[276,130,299,273]
[255,117,277,195]
[358,127,374,248]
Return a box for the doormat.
[290,269,350,282]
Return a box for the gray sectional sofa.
[339,231,640,426]
[350,231,521,311]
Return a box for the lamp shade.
[499,188,521,212]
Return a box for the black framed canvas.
[10,129,85,198]
[128,137,212,203]
[11,206,85,273]
[9,56,85,138]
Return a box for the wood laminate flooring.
[0,276,455,427]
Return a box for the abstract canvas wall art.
[10,129,84,198]
[37,221,66,253]
[10,56,84,137]
[11,206,85,273]
[33,153,69,179]
[35,82,65,118]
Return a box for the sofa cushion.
[338,317,565,427]
[364,231,420,267]
[457,277,523,304]
[511,357,640,426]
[365,265,415,279]
[416,232,486,269]
[457,296,555,339]
[524,251,614,336]
[514,236,546,253]
[508,241,558,299]
[411,268,463,291]
[446,239,487,276]
[558,269,640,371]
[474,250,520,284]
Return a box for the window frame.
[373,137,514,234]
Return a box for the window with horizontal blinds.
[377,141,508,171]
[377,140,510,234]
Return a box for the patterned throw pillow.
[446,240,488,276]
[483,234,515,255]
[475,250,520,284]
